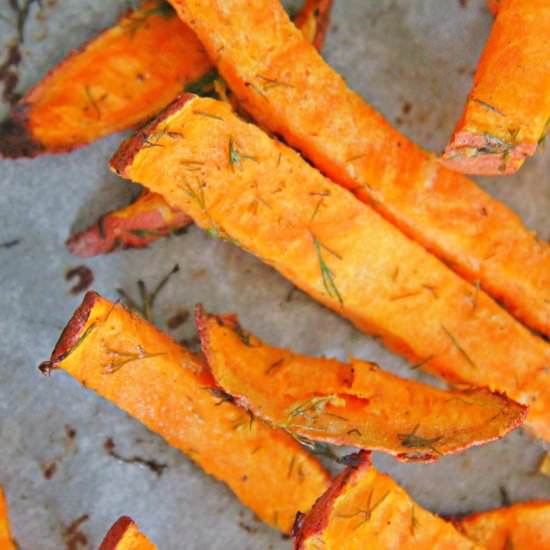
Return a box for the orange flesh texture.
[66,191,192,257]
[21,1,211,151]
[168,0,550,345]
[295,452,478,550]
[0,489,15,550]
[111,96,550,442]
[46,292,330,533]
[443,0,550,175]
[64,0,332,256]
[197,308,525,462]
[99,517,157,550]
[455,501,550,550]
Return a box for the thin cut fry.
[0,1,211,157]
[168,0,550,344]
[196,307,526,462]
[454,501,550,550]
[0,488,16,550]
[38,292,330,533]
[110,95,550,442]
[99,517,157,550]
[63,0,332,257]
[442,0,550,175]
[294,451,479,550]
[66,191,191,257]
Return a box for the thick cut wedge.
[99,517,157,550]
[196,307,526,462]
[110,95,550,442]
[66,191,192,257]
[168,0,550,344]
[454,501,550,549]
[294,451,479,550]
[0,1,211,157]
[0,488,15,550]
[443,0,550,175]
[38,292,330,533]
[63,0,332,257]
[0,0,332,158]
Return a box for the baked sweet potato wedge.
[294,451,478,550]
[38,292,330,533]
[110,95,550,442]
[0,0,332,159]
[0,488,16,550]
[63,0,332,257]
[454,501,550,549]
[442,0,550,175]
[168,0,550,343]
[66,191,192,257]
[538,452,550,478]
[99,517,157,550]
[196,307,526,462]
[0,1,211,158]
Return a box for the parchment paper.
[1,1,549,548]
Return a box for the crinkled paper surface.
[0,1,549,548]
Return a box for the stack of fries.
[1,0,550,547]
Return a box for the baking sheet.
[1,0,549,548]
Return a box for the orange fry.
[0,488,16,550]
[442,0,550,175]
[39,292,330,533]
[294,451,478,549]
[454,501,550,550]
[196,307,525,462]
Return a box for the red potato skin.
[66,192,192,257]
[293,452,370,550]
[487,0,500,15]
[98,517,133,550]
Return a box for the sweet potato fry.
[0,488,16,550]
[294,451,478,550]
[442,0,550,175]
[0,1,211,158]
[196,307,526,462]
[110,95,550,441]
[0,0,331,159]
[38,292,330,533]
[454,501,550,549]
[63,0,332,257]
[168,0,550,344]
[99,517,157,550]
[66,191,192,257]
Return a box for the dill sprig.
[441,324,477,369]
[336,490,390,530]
[84,86,105,119]
[473,98,504,117]
[397,424,442,455]
[257,74,295,91]
[103,346,165,374]
[228,136,257,169]
[116,264,180,322]
[409,355,435,371]
[311,233,343,306]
